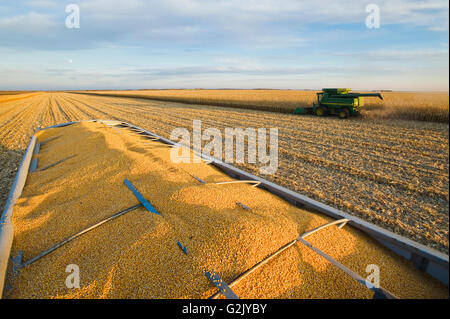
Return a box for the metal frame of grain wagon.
[0,119,448,298]
[0,135,36,296]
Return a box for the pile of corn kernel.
[4,121,448,299]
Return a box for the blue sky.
[0,0,448,91]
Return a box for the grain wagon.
[0,120,448,299]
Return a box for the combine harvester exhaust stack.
[0,120,448,299]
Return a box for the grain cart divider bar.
[209,235,301,299]
[192,176,206,184]
[0,136,37,297]
[17,203,143,269]
[236,202,251,210]
[205,271,239,299]
[40,136,61,145]
[300,219,348,238]
[209,218,398,299]
[103,120,448,286]
[214,180,261,187]
[39,155,77,172]
[297,237,397,299]
[177,241,188,255]
[123,179,161,215]
[297,219,397,299]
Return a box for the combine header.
[294,88,383,118]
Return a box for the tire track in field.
[55,93,96,120]
[55,94,89,121]
[52,95,71,122]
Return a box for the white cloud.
[335,48,449,60]
[0,11,54,29]
[0,0,448,50]
[26,0,58,8]
[70,0,447,30]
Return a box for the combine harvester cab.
[294,88,383,118]
[0,120,448,299]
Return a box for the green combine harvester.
[294,88,383,119]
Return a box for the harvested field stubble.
[77,89,450,123]
[5,122,448,298]
[0,92,448,255]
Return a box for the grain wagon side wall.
[0,136,37,297]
